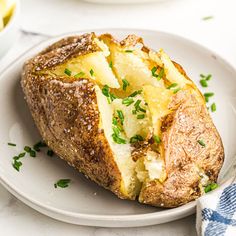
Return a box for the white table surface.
[0,0,235,235]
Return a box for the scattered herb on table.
[202,16,214,21]
[8,142,16,146]
[204,183,218,193]
[54,179,71,188]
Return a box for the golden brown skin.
[21,33,126,199]
[139,91,224,207]
[22,33,224,208]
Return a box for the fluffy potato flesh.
[22,33,224,207]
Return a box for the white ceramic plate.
[0,29,236,227]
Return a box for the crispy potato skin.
[139,63,224,207]
[21,33,126,199]
[139,92,224,207]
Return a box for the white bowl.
[0,0,20,58]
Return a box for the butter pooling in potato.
[21,33,224,208]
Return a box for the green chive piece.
[202,16,214,21]
[33,141,47,152]
[8,142,16,146]
[204,92,214,102]
[137,114,145,119]
[112,117,118,125]
[197,140,206,147]
[30,150,36,157]
[205,74,212,81]
[101,85,116,103]
[157,68,165,80]
[74,72,85,78]
[112,133,126,144]
[122,79,130,91]
[102,85,110,97]
[200,79,208,87]
[90,69,94,76]
[125,50,133,53]
[129,90,142,97]
[134,100,146,113]
[117,110,124,125]
[130,135,144,143]
[54,179,71,188]
[167,83,178,89]
[211,103,216,112]
[109,61,113,68]
[173,88,181,94]
[204,183,218,193]
[122,97,134,106]
[24,146,31,153]
[151,66,158,78]
[12,160,22,172]
[47,149,54,157]
[18,152,26,158]
[132,110,137,115]
[153,135,161,144]
[64,68,72,76]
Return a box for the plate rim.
[0,28,235,227]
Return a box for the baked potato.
[21,33,224,208]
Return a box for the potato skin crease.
[21,33,127,199]
[21,33,224,208]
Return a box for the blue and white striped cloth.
[196,182,236,236]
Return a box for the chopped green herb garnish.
[101,85,117,104]
[24,146,31,153]
[211,103,216,112]
[132,110,137,115]
[18,152,26,158]
[204,92,214,102]
[12,160,22,171]
[112,117,118,125]
[47,149,54,157]
[54,179,71,188]
[109,61,113,68]
[157,68,165,80]
[137,114,145,119]
[8,142,16,146]
[122,97,134,106]
[125,50,133,53]
[89,69,94,76]
[33,141,47,152]
[204,183,218,193]
[122,79,130,91]
[151,66,158,77]
[197,139,206,147]
[64,68,72,76]
[117,110,124,125]
[129,90,142,97]
[167,83,178,89]
[173,88,181,94]
[30,149,36,157]
[202,16,214,21]
[74,72,85,78]
[205,74,212,81]
[153,135,161,144]
[112,133,126,144]
[200,79,208,87]
[134,100,146,113]
[130,135,144,143]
